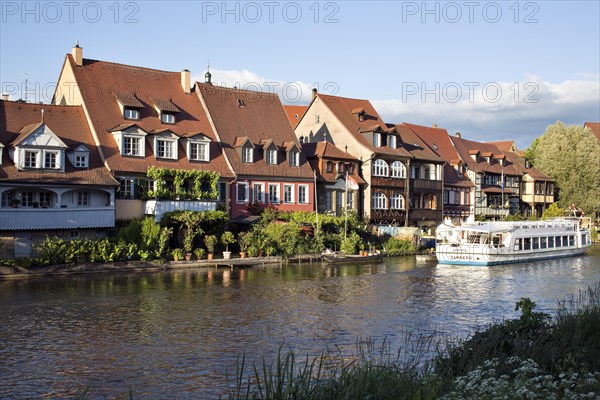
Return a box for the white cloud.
[192,69,315,104]
[193,68,600,149]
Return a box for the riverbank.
[0,256,289,280]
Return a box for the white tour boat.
[435,212,593,266]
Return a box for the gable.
[13,123,68,148]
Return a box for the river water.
[1,250,599,399]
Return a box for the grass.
[71,284,600,399]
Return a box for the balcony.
[144,200,218,221]
[0,207,115,230]
[410,179,443,191]
[409,209,443,222]
[370,208,406,221]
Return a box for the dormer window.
[124,108,139,120]
[242,147,253,163]
[373,132,381,147]
[156,138,176,159]
[189,141,209,162]
[44,151,58,169]
[75,154,88,167]
[289,150,299,166]
[24,150,39,168]
[326,161,333,172]
[161,113,175,124]
[267,149,278,165]
[389,135,397,149]
[124,136,142,156]
[337,162,344,173]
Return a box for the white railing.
[1,207,115,230]
[144,200,217,221]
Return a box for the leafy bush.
[340,231,361,255]
[384,237,417,256]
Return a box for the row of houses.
[1,45,596,257]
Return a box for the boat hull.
[435,245,590,266]
[322,253,384,264]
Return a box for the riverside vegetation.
[72,285,600,399]
[1,208,419,269]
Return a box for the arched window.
[372,159,389,177]
[390,161,406,178]
[390,193,405,209]
[372,192,387,209]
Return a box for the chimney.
[432,123,438,128]
[181,69,191,94]
[455,132,461,138]
[72,42,83,66]
[1,94,8,101]
[312,88,317,100]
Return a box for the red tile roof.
[302,141,365,185]
[400,122,473,187]
[316,93,412,158]
[0,100,118,186]
[283,105,308,129]
[488,140,517,153]
[197,83,313,180]
[503,151,553,181]
[584,122,600,141]
[450,136,521,176]
[390,124,444,163]
[63,55,233,178]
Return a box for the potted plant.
[194,247,206,261]
[221,231,235,260]
[204,234,218,260]
[172,248,184,261]
[238,232,250,258]
[10,199,20,208]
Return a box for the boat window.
[540,237,547,249]
[569,236,575,246]
[523,238,531,250]
[548,237,554,248]
[563,235,568,246]
[532,237,539,250]
[514,238,522,251]
[555,236,562,247]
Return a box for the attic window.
[373,132,381,147]
[358,113,365,122]
[161,113,175,124]
[124,108,140,120]
[238,99,245,108]
[267,149,278,165]
[433,143,438,150]
[75,154,88,168]
[389,135,397,149]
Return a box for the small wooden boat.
[322,252,385,264]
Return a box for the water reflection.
[1,253,599,399]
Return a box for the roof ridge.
[79,56,180,75]
[1,100,83,109]
[318,93,370,103]
[197,82,279,97]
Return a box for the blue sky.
[1,1,599,149]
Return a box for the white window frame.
[119,177,134,199]
[242,146,254,163]
[372,159,389,177]
[267,148,278,165]
[283,184,294,204]
[123,136,143,156]
[156,138,176,159]
[161,113,175,124]
[373,132,381,147]
[24,150,39,168]
[390,161,406,178]
[373,192,387,210]
[288,150,299,166]
[236,182,249,203]
[389,135,397,149]
[298,185,309,204]
[390,193,405,210]
[253,183,265,203]
[44,151,59,169]
[189,141,209,162]
[74,154,88,168]
[268,183,280,204]
[124,108,139,120]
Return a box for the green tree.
[529,121,600,215]
[523,137,539,165]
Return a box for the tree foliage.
[529,121,600,215]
